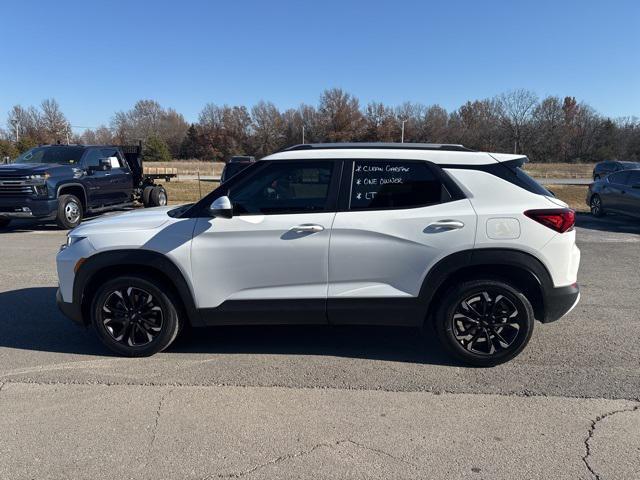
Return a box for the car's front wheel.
[434,279,535,367]
[590,194,605,217]
[91,275,182,357]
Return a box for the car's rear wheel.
[434,279,535,367]
[56,194,83,229]
[590,194,605,217]
[148,186,167,207]
[0,218,11,229]
[91,275,181,357]
[142,185,154,207]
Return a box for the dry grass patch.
[542,185,589,212]
[524,162,594,179]
[164,180,219,204]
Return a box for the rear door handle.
[426,219,465,230]
[290,224,324,233]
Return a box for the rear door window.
[608,171,630,185]
[626,171,640,186]
[349,160,451,210]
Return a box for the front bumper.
[56,288,84,325]
[0,197,58,219]
[543,283,580,323]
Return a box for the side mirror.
[99,158,112,171]
[209,195,233,218]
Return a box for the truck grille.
[0,176,35,196]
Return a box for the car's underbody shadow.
[0,287,457,366]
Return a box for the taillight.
[524,208,575,233]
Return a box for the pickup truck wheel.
[0,218,11,229]
[91,275,181,357]
[142,186,154,207]
[434,279,535,367]
[56,194,83,229]
[149,186,167,207]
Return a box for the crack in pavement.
[212,439,417,479]
[582,403,640,480]
[1,379,638,402]
[143,388,173,471]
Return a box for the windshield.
[14,146,85,165]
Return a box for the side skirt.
[198,299,327,326]
[197,298,426,327]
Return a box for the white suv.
[56,143,581,366]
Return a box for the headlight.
[61,235,86,250]
[26,173,50,185]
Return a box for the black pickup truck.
[0,144,168,229]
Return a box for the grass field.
[543,185,588,212]
[165,180,219,204]
[524,162,594,179]
[164,180,589,212]
[151,160,595,180]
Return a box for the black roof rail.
[282,142,476,153]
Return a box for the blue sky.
[1,0,639,133]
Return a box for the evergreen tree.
[142,135,171,162]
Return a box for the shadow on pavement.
[0,287,456,366]
[575,212,640,235]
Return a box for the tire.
[434,279,535,367]
[56,194,83,229]
[91,275,182,357]
[0,218,11,229]
[593,174,600,181]
[590,194,605,217]
[148,186,167,207]
[142,186,154,207]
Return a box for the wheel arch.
[74,249,200,327]
[420,248,553,324]
[57,183,88,210]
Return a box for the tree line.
[2,89,639,163]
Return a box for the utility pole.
[401,120,407,143]
[302,126,305,144]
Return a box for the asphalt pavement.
[0,213,638,479]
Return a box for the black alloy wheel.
[590,194,604,217]
[452,290,522,355]
[101,287,164,347]
[435,279,534,366]
[92,276,181,356]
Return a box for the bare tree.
[40,98,72,143]
[363,102,398,142]
[317,88,364,142]
[251,101,285,157]
[497,89,538,153]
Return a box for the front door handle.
[426,219,465,230]
[289,224,325,233]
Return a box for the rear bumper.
[0,197,58,219]
[56,288,84,325]
[542,283,580,323]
